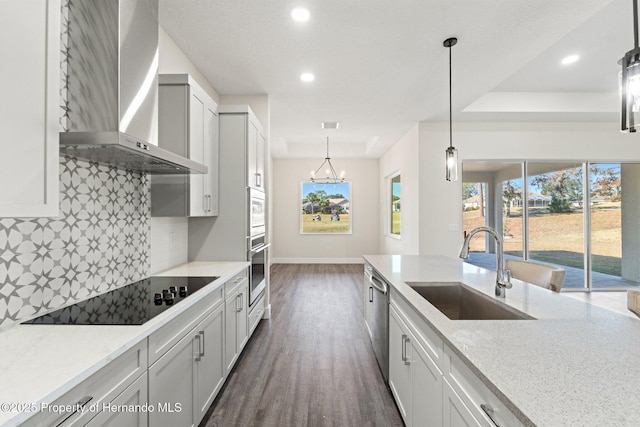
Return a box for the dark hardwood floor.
[201,264,403,427]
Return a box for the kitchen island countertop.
[0,261,248,427]
[364,254,640,427]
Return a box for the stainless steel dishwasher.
[364,264,389,382]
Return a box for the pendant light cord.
[634,0,639,49]
[448,43,453,149]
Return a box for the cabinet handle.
[369,286,373,302]
[195,333,202,362]
[480,404,501,427]
[255,173,262,187]
[402,335,411,366]
[199,330,205,358]
[55,396,93,426]
[401,334,407,363]
[237,293,243,312]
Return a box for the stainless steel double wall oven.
[248,189,268,306]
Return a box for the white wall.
[379,124,420,254]
[159,28,220,103]
[271,158,379,263]
[418,121,640,258]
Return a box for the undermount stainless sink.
[406,282,535,320]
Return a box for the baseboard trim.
[271,257,365,264]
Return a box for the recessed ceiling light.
[561,55,580,65]
[300,72,315,82]
[291,8,310,22]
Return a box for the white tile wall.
[149,217,189,274]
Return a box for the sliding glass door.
[462,161,640,292]
[527,163,585,289]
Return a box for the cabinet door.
[256,131,265,189]
[389,307,412,425]
[85,373,148,427]
[194,303,225,424]
[237,282,249,351]
[0,0,59,217]
[443,379,482,427]
[411,337,443,426]
[247,120,259,188]
[204,104,219,216]
[225,287,239,373]
[149,332,196,427]
[189,91,206,216]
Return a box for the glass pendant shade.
[445,146,458,181]
[621,48,640,132]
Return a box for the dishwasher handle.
[369,275,388,295]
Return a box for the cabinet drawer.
[225,269,248,296]
[24,340,147,427]
[248,293,265,335]
[444,346,524,427]
[85,372,148,427]
[148,285,223,365]
[390,290,445,371]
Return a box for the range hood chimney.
[59,0,206,174]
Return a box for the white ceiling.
[159,0,627,159]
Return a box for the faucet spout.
[459,226,512,298]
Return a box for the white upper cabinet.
[247,119,265,189]
[151,74,219,217]
[0,0,60,217]
[217,105,266,190]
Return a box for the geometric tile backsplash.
[0,156,149,326]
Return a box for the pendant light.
[444,37,458,181]
[621,0,640,132]
[310,137,345,183]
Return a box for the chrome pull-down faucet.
[459,226,512,298]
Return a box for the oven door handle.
[250,243,271,256]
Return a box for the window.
[462,161,640,292]
[391,174,401,236]
[300,181,351,234]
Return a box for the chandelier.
[310,137,345,183]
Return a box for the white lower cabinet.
[388,289,524,427]
[444,347,524,427]
[22,340,147,427]
[148,326,197,427]
[85,373,149,427]
[389,304,443,427]
[21,268,257,427]
[225,278,249,374]
[443,379,481,427]
[194,303,225,422]
[148,298,226,427]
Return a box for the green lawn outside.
[301,213,350,233]
[465,204,623,277]
[392,211,401,235]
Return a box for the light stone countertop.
[364,254,640,427]
[0,261,248,427]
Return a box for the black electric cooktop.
[22,276,219,325]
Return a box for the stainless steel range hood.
[59,0,206,174]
